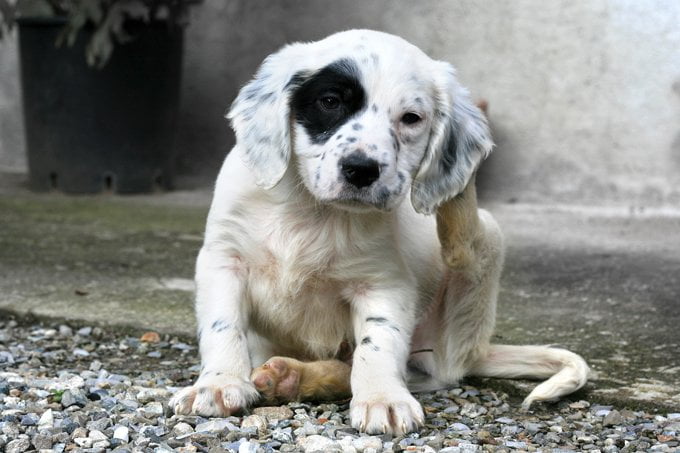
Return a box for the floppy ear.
[411,62,493,214]
[227,44,306,189]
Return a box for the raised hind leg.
[433,175,591,406]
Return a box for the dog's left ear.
[227,44,306,189]
[411,62,493,214]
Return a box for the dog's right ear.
[227,45,307,189]
[410,61,493,214]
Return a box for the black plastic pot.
[18,17,183,193]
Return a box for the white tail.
[470,344,594,409]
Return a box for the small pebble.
[603,409,624,426]
[254,405,295,421]
[6,438,31,453]
[140,331,161,343]
[298,434,341,452]
[20,413,39,426]
[172,422,194,437]
[77,327,93,336]
[242,414,268,433]
[37,409,54,429]
[113,425,130,443]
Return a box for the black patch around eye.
[291,58,366,144]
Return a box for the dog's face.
[229,30,493,214]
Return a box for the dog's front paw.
[349,389,424,435]
[170,374,259,417]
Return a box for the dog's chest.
[243,210,362,357]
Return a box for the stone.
[525,422,543,434]
[89,430,108,442]
[60,390,77,408]
[113,426,130,443]
[74,437,93,448]
[298,435,342,452]
[37,409,54,430]
[77,327,93,336]
[241,414,268,433]
[31,433,52,450]
[238,440,260,453]
[93,440,111,449]
[140,332,161,343]
[70,427,88,440]
[603,410,624,426]
[6,437,31,453]
[20,413,39,426]
[59,325,73,336]
[569,400,590,409]
[271,427,294,444]
[352,436,383,451]
[254,405,295,421]
[172,422,194,437]
[195,419,237,434]
[87,417,111,431]
[450,423,471,431]
[136,387,170,403]
[155,443,176,453]
[443,404,460,414]
[495,417,515,424]
[142,402,164,417]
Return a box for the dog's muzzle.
[339,152,380,188]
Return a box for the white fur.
[170,30,591,434]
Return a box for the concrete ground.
[1,170,679,413]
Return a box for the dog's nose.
[340,153,380,188]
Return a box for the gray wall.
[2,0,679,205]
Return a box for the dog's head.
[228,30,492,214]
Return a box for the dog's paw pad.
[251,356,301,402]
[350,391,424,435]
[169,375,259,417]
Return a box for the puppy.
[170,30,591,435]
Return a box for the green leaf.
[15,0,55,18]
[86,25,113,68]
[51,389,65,403]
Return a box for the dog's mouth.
[325,187,395,212]
[329,198,383,213]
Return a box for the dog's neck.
[263,156,394,230]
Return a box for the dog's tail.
[469,344,594,408]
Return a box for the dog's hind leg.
[431,174,503,384]
[251,356,351,404]
[434,176,591,407]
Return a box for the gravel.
[1,318,678,452]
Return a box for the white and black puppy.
[170,29,591,435]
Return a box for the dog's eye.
[319,95,341,110]
[401,112,422,125]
